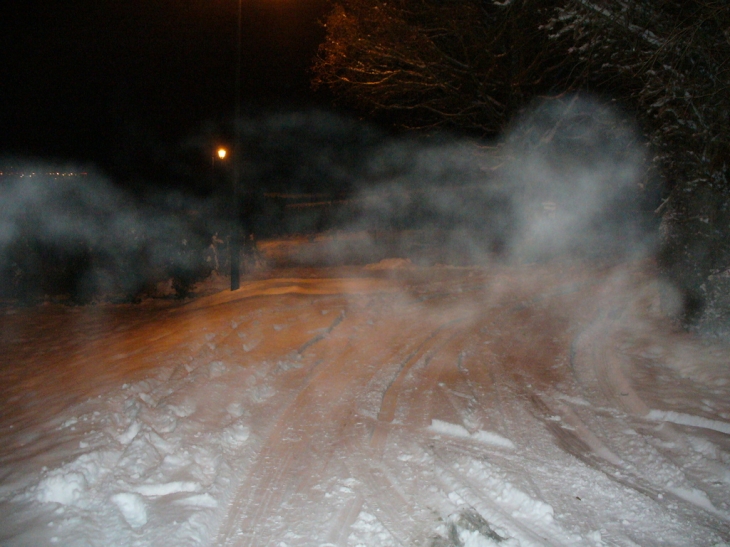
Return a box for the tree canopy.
[313,0,564,134]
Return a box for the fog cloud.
[0,163,218,301]
[327,96,658,266]
[0,97,660,301]
[500,97,656,260]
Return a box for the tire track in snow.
[9,264,730,545]
[215,297,457,546]
[370,316,465,449]
[320,311,471,545]
[381,282,586,546]
[330,317,472,546]
[214,316,362,546]
[565,279,730,532]
[431,447,583,547]
[427,272,652,544]
[570,319,650,417]
[296,309,346,354]
[340,456,435,546]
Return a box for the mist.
[0,96,661,304]
[242,97,659,269]
[6,100,730,547]
[0,163,223,302]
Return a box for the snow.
[110,492,148,529]
[429,419,516,449]
[646,410,730,436]
[1,260,730,546]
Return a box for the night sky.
[0,0,331,185]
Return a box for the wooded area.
[313,0,730,331]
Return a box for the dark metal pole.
[230,0,243,291]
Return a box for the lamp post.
[230,0,244,291]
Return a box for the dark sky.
[0,0,331,183]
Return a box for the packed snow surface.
[1,261,730,546]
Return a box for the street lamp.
[230,0,244,291]
[212,146,228,169]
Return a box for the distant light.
[217,148,228,160]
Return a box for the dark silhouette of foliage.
[313,0,564,135]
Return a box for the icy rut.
[1,263,730,546]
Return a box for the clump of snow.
[471,431,516,450]
[430,419,515,449]
[29,450,117,508]
[35,471,87,506]
[647,410,730,435]
[132,481,201,497]
[117,420,141,444]
[111,492,148,529]
[430,419,472,438]
[173,493,218,508]
[668,486,726,517]
[221,423,250,447]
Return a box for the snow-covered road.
[1,261,729,546]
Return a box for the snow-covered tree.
[312,0,564,135]
[313,0,730,327]
[547,0,730,325]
